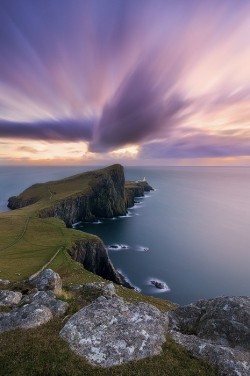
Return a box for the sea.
[1,165,250,305]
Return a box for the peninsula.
[0,164,248,376]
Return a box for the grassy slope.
[0,165,218,376]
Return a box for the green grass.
[0,307,217,376]
[0,164,218,375]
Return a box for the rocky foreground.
[1,269,249,374]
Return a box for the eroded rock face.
[60,296,168,367]
[0,303,53,333]
[168,296,250,376]
[21,290,68,316]
[29,269,62,294]
[0,290,22,306]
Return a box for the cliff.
[68,237,132,288]
[125,180,154,207]
[6,164,152,288]
[8,164,127,227]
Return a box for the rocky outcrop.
[168,296,250,375]
[21,291,68,316]
[60,295,168,367]
[0,290,22,306]
[0,303,53,333]
[125,181,153,208]
[29,269,62,294]
[7,165,153,288]
[69,238,132,288]
[8,165,128,227]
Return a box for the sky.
[1,0,250,166]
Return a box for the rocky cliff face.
[68,237,131,287]
[125,181,153,208]
[7,164,152,288]
[8,165,127,227]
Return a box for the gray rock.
[0,303,52,333]
[0,290,22,306]
[170,331,250,376]
[168,296,250,375]
[0,279,10,285]
[168,296,250,349]
[20,291,68,316]
[60,296,168,367]
[29,269,62,294]
[83,282,116,297]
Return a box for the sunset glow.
[1,0,250,165]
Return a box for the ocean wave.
[135,245,149,252]
[107,244,130,251]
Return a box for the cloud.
[0,118,94,142]
[16,146,40,153]
[89,61,189,152]
[140,131,250,159]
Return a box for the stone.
[151,280,165,289]
[168,296,250,375]
[29,268,62,294]
[0,303,53,333]
[170,331,250,376]
[0,279,10,286]
[20,291,68,316]
[0,290,22,306]
[83,282,117,297]
[60,296,168,367]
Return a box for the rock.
[69,239,132,288]
[170,331,250,376]
[0,290,22,306]
[151,280,166,289]
[20,291,68,316]
[60,296,168,367]
[0,303,53,333]
[83,282,117,298]
[103,283,116,297]
[109,245,119,249]
[29,269,62,294]
[168,296,250,375]
[0,279,10,286]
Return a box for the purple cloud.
[0,118,94,142]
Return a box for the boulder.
[20,291,68,316]
[0,303,52,333]
[83,282,116,297]
[0,290,22,306]
[168,296,250,375]
[60,296,168,367]
[171,331,250,376]
[29,269,62,294]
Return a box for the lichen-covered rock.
[83,282,117,297]
[0,290,22,306]
[0,303,52,333]
[168,296,250,349]
[60,296,168,367]
[168,296,250,375]
[29,269,62,294]
[170,331,250,376]
[21,291,68,316]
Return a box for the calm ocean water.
[1,165,250,304]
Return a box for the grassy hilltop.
[0,164,216,376]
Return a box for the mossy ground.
[0,166,218,375]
